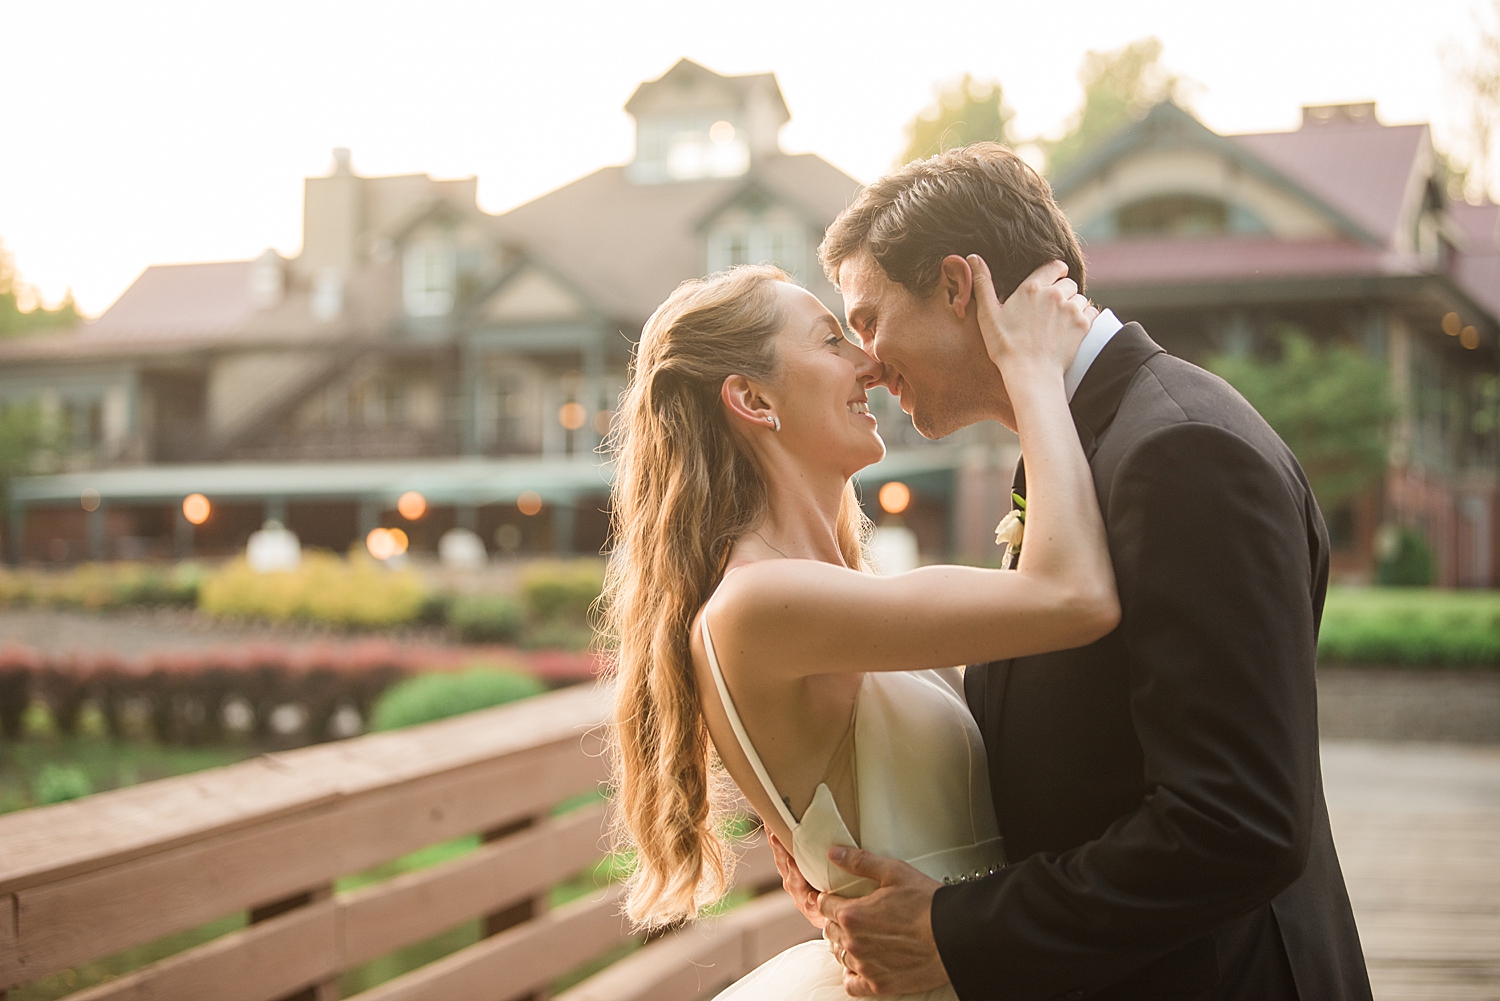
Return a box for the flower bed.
[0,557,605,649]
[0,641,606,752]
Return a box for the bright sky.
[0,0,1486,315]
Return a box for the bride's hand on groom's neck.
[970,255,1094,381]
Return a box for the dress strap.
[700,613,800,832]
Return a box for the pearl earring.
[768,415,781,431]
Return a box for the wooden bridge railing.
[0,683,814,1001]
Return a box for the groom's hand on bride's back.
[819,846,949,997]
[769,835,825,930]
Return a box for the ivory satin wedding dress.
[701,617,1006,1001]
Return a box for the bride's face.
[766,282,887,477]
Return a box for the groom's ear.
[938,254,976,321]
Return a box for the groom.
[771,143,1372,1001]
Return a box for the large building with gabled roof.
[5,75,1499,585]
[1,60,966,565]
[1053,100,1500,585]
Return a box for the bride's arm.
[708,257,1119,677]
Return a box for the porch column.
[462,342,483,456]
[7,501,24,566]
[174,503,194,559]
[87,503,108,560]
[581,336,607,455]
[358,499,380,540]
[551,503,576,555]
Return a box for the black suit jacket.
[931,324,1372,1001]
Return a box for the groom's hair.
[820,142,1084,302]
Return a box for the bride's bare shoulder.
[705,559,867,639]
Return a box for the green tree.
[0,238,81,337]
[1045,37,1188,178]
[900,74,1014,164]
[1208,328,1394,510]
[1446,0,1500,201]
[0,401,59,536]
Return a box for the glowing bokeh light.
[558,401,587,431]
[710,120,736,144]
[397,491,427,520]
[366,528,396,560]
[517,490,543,516]
[878,481,911,515]
[1463,326,1481,350]
[182,493,211,525]
[1443,312,1462,336]
[80,488,101,512]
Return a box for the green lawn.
[1320,586,1500,667]
[0,732,257,815]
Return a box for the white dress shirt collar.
[1064,309,1124,401]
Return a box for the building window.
[707,220,807,278]
[1116,195,1229,238]
[631,115,750,183]
[65,398,103,452]
[365,382,404,427]
[403,240,456,316]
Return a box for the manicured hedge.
[0,562,201,610]
[199,552,427,627]
[0,645,410,747]
[1318,587,1500,667]
[2,557,606,649]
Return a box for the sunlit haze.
[1,0,1482,315]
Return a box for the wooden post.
[481,814,550,1000]
[254,884,339,1001]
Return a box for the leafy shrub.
[0,562,200,610]
[522,560,604,624]
[1319,587,1500,666]
[370,665,545,731]
[199,551,426,627]
[34,763,93,804]
[446,595,524,643]
[0,652,32,740]
[1377,529,1434,587]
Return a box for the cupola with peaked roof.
[624,58,790,184]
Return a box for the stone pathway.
[1324,740,1500,1000]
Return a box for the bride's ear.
[939,254,976,320]
[721,374,777,430]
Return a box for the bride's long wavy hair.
[603,265,871,928]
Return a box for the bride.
[602,254,1116,1000]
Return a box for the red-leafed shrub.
[0,647,38,740]
[6,646,425,748]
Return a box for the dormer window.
[404,239,456,316]
[707,211,807,278]
[633,114,751,183]
[1117,195,1229,238]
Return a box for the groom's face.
[838,249,1007,438]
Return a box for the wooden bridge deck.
[1324,741,1500,1001]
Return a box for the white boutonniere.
[995,492,1026,569]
